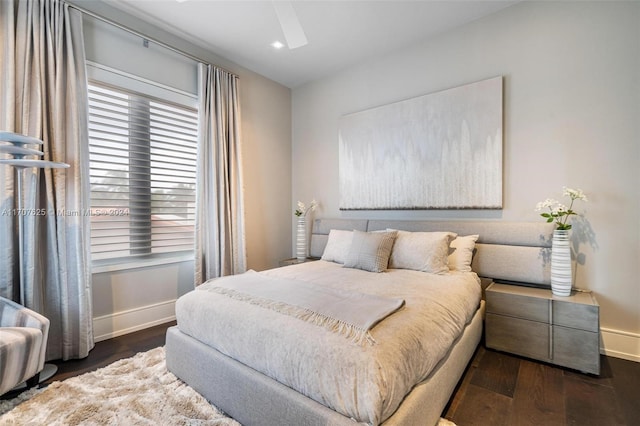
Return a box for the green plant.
[294,199,317,217]
[535,187,588,230]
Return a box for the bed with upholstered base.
[166,219,554,426]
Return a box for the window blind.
[88,82,198,263]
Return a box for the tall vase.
[550,229,572,296]
[296,217,307,261]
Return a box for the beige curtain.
[194,63,246,284]
[0,0,93,360]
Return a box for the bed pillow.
[343,230,397,273]
[321,229,353,264]
[448,234,479,272]
[388,230,457,274]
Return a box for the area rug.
[0,347,239,425]
[0,347,456,425]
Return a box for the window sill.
[92,254,194,274]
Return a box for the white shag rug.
[0,347,456,425]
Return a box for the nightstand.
[485,282,600,375]
[279,257,319,267]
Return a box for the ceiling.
[104,0,518,88]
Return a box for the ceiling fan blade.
[272,1,308,49]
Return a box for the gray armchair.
[0,296,50,396]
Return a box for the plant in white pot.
[535,187,588,296]
[294,199,317,260]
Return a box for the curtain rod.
[65,1,238,78]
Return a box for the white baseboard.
[600,327,640,362]
[93,300,176,343]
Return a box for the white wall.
[292,1,640,361]
[77,1,292,340]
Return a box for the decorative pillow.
[321,230,353,264]
[343,230,397,273]
[448,234,479,272]
[388,230,457,274]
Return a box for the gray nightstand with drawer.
[485,282,600,375]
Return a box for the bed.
[166,219,554,426]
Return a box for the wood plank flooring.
[445,345,639,426]
[37,322,640,425]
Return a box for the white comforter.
[175,260,481,425]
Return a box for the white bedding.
[175,260,481,425]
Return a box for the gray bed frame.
[166,219,554,426]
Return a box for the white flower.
[535,198,557,211]
[294,199,318,217]
[535,187,587,231]
[552,204,567,215]
[563,187,588,202]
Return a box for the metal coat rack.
[0,131,69,385]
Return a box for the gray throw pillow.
[343,230,397,273]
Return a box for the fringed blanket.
[197,270,405,345]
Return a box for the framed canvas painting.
[339,76,503,210]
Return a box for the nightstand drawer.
[553,326,600,374]
[553,299,599,332]
[486,291,549,323]
[485,313,550,361]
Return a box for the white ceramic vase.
[296,217,307,261]
[550,229,572,296]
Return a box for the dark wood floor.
[40,322,640,426]
[444,345,639,426]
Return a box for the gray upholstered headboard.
[310,219,556,285]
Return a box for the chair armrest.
[1,296,50,366]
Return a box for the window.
[88,81,198,264]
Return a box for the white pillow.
[388,230,457,274]
[343,230,397,273]
[448,234,479,272]
[321,229,353,264]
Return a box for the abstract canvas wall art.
[339,76,503,210]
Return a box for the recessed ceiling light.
[271,41,285,50]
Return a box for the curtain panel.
[0,0,93,360]
[195,64,246,284]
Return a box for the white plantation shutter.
[88,81,198,263]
